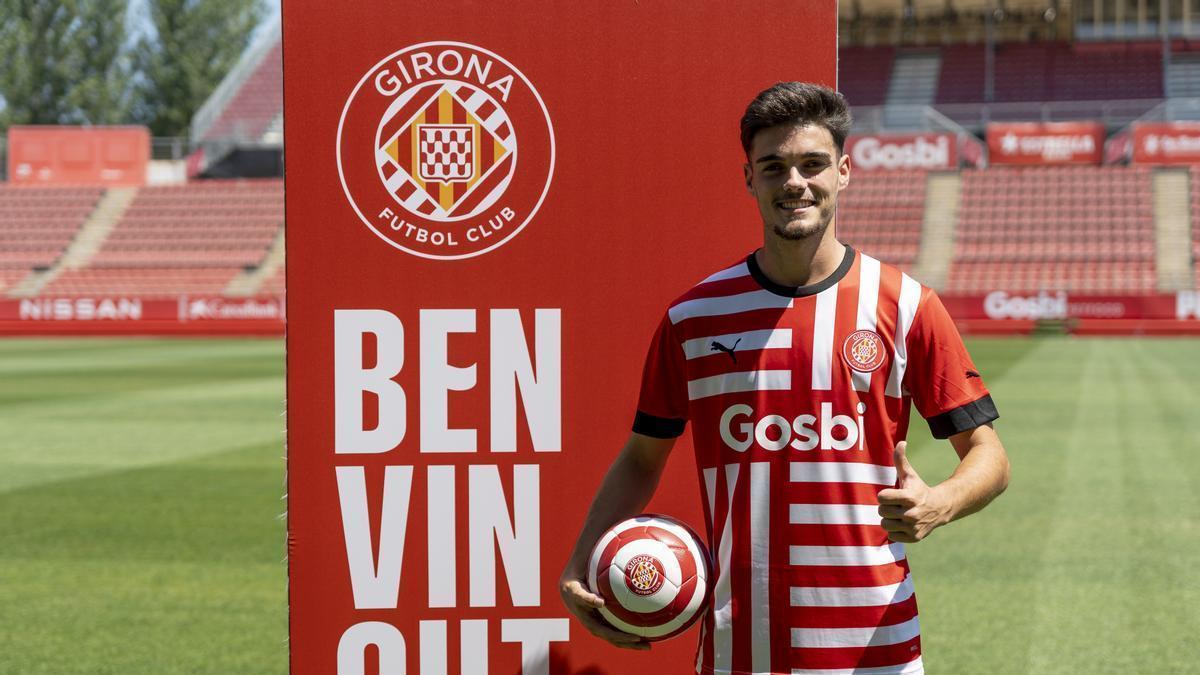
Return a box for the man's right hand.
[559,576,650,650]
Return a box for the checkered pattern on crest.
[419,125,474,183]
[631,560,658,590]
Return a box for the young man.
[560,82,1009,675]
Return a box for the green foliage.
[130,0,265,137]
[0,0,266,138]
[0,0,133,129]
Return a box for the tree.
[130,0,265,138]
[0,0,132,130]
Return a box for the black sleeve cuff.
[926,394,999,439]
[633,411,687,439]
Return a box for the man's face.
[744,123,851,242]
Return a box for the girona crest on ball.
[625,554,665,596]
[337,41,555,260]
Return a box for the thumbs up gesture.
[876,441,950,543]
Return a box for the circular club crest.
[623,554,666,596]
[337,41,555,259]
[842,330,886,372]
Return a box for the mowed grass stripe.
[0,339,286,674]
[0,340,283,494]
[908,337,1083,673]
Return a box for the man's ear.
[743,163,753,193]
[837,151,851,190]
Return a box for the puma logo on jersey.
[710,338,742,363]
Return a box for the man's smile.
[776,197,817,212]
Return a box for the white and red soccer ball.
[586,514,713,641]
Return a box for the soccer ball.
[586,514,713,641]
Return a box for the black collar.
[746,244,856,298]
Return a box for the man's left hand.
[876,441,950,543]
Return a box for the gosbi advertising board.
[986,122,1105,165]
[844,133,957,171]
[283,3,836,673]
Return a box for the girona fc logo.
[624,554,665,596]
[842,329,886,373]
[337,41,555,259]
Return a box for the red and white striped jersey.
[633,246,998,675]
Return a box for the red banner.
[283,2,836,673]
[1131,122,1200,164]
[940,291,1200,321]
[986,122,1105,165]
[7,126,150,186]
[845,133,957,170]
[0,296,282,322]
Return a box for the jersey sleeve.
[631,313,689,439]
[904,289,999,439]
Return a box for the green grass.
[908,338,1200,673]
[0,337,1196,673]
[0,338,287,674]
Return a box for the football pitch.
[0,336,1195,673]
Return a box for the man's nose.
[784,167,806,189]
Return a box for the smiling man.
[560,82,1010,675]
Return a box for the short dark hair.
[739,82,853,156]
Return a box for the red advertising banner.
[7,126,150,185]
[283,2,836,673]
[940,291,1200,320]
[0,296,284,335]
[986,122,1105,165]
[844,133,957,170]
[1131,122,1200,164]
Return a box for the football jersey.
[632,245,998,675]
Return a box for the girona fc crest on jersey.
[842,329,886,372]
[624,554,666,596]
[337,41,555,259]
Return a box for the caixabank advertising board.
[283,3,836,672]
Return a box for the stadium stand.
[198,39,283,143]
[41,180,283,297]
[934,41,1163,103]
[947,166,1158,293]
[836,170,926,271]
[838,46,897,107]
[0,186,102,293]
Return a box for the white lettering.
[490,309,561,452]
[336,466,413,609]
[719,404,754,452]
[983,290,1068,320]
[721,404,865,452]
[420,309,477,453]
[334,310,406,454]
[337,622,406,674]
[468,465,540,607]
[426,466,456,608]
[500,619,570,675]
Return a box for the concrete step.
[1152,168,1193,291]
[225,228,285,296]
[912,171,961,290]
[10,187,139,297]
